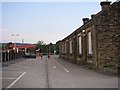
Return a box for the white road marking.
[15,65,22,66]
[6,72,26,89]
[53,60,69,72]
[12,64,30,69]
[1,78,17,80]
[63,68,69,72]
[53,66,56,69]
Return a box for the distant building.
[58,1,120,74]
[1,42,36,62]
[7,42,36,53]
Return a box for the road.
[1,55,118,89]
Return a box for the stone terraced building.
[58,1,120,74]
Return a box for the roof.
[8,43,36,49]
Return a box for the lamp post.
[54,44,56,55]
[11,34,19,59]
[7,50,10,61]
[82,30,87,64]
[11,34,19,50]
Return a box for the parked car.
[24,53,36,59]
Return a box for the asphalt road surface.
[1,55,118,89]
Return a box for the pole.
[22,39,24,43]
[11,34,19,59]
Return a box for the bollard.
[16,51,18,59]
[9,51,12,61]
[6,51,8,61]
[7,50,10,61]
[14,51,15,60]
[4,52,6,62]
[2,52,5,62]
[12,50,15,60]
[14,50,16,60]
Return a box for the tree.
[37,40,44,45]
[47,43,56,54]
[36,40,47,54]
[55,40,61,54]
[36,41,57,55]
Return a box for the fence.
[1,50,25,62]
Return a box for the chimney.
[82,18,89,24]
[91,14,96,19]
[100,1,111,10]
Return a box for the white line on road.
[41,62,43,63]
[53,66,56,69]
[6,72,26,89]
[53,60,69,72]
[13,64,30,69]
[15,65,22,66]
[63,68,69,72]
[1,78,17,80]
[25,67,30,68]
[17,65,30,69]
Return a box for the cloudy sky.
[1,0,116,44]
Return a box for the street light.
[11,34,19,50]
[11,34,19,59]
[82,30,87,64]
[82,30,86,36]
[54,44,56,55]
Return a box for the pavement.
[1,55,119,89]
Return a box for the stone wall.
[94,2,120,73]
[58,1,120,74]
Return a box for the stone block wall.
[95,2,120,72]
[58,1,119,74]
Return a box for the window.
[70,40,72,54]
[62,44,64,53]
[88,32,92,54]
[65,43,67,54]
[78,36,82,54]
